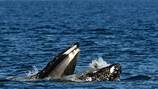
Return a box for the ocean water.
[0,0,158,88]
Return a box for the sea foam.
[89,57,110,70]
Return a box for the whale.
[29,42,121,81]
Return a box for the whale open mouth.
[34,42,80,79]
[28,42,121,81]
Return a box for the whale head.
[34,42,80,79]
[79,64,121,81]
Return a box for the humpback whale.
[29,42,121,81]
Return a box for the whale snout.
[73,42,79,48]
[111,64,121,72]
[108,64,121,80]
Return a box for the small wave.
[96,87,115,89]
[123,75,151,81]
[26,66,39,77]
[89,57,110,70]
[0,78,10,82]
[29,25,56,30]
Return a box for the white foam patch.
[89,57,110,70]
[63,74,83,82]
[26,66,39,77]
[85,77,92,81]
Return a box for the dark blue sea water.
[0,0,158,88]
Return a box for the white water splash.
[63,74,83,82]
[89,57,110,70]
[26,66,39,77]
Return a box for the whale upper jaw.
[33,42,80,79]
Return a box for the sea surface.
[0,0,158,89]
